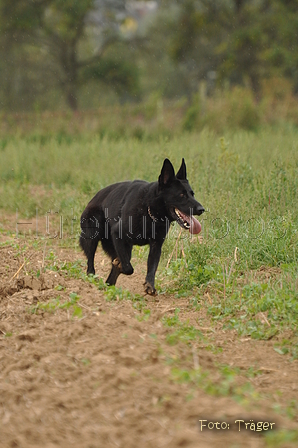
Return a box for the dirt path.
[0,234,297,448]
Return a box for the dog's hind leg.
[80,237,99,275]
[80,210,103,275]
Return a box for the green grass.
[162,308,206,345]
[1,125,298,340]
[265,430,298,447]
[170,365,259,403]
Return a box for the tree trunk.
[249,73,261,102]
[61,40,79,111]
[66,86,78,111]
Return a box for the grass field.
[1,127,298,341]
[1,123,298,446]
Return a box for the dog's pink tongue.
[190,216,202,235]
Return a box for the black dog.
[80,158,204,295]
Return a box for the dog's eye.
[179,193,185,198]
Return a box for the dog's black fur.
[80,158,204,295]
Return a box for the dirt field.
[0,225,298,447]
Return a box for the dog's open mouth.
[174,208,202,234]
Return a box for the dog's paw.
[122,263,134,276]
[144,282,157,296]
[112,258,122,269]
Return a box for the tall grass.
[1,127,297,215]
[1,126,297,267]
[0,121,298,344]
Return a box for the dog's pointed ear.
[159,159,175,187]
[176,158,187,180]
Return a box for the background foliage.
[1,0,298,111]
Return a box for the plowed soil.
[0,221,297,447]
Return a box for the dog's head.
[158,158,204,234]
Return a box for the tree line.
[0,0,297,111]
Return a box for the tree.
[265,0,298,92]
[0,0,139,110]
[218,0,271,100]
[148,0,227,98]
[150,0,274,100]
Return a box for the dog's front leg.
[111,225,134,276]
[144,240,162,296]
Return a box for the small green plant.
[265,429,298,447]
[58,260,85,278]
[4,332,13,337]
[103,284,148,314]
[137,309,151,321]
[219,364,262,379]
[81,358,91,367]
[30,292,83,318]
[162,309,205,345]
[206,273,298,340]
[170,365,258,402]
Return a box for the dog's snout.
[196,205,205,216]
